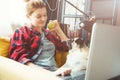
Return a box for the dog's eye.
[75,39,80,43]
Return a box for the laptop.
[85,23,120,80]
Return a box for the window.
[0,0,28,25]
[59,0,91,38]
[60,0,90,30]
[0,0,28,35]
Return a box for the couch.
[0,36,86,80]
[0,56,63,80]
[0,24,68,80]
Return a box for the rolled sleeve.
[9,27,40,64]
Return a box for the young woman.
[9,0,71,76]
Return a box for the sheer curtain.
[0,0,28,35]
[9,0,28,24]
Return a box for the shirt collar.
[29,24,41,36]
[28,24,50,36]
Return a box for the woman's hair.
[24,0,46,15]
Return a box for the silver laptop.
[85,23,120,80]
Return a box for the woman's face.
[28,7,47,30]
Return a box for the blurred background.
[0,0,120,37]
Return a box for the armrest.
[0,56,62,80]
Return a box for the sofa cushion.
[0,36,10,57]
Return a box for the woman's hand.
[53,67,71,76]
[48,20,69,41]
[27,62,71,76]
[48,20,61,33]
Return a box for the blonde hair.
[24,0,46,15]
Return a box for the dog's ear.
[83,20,94,33]
[75,39,84,48]
[75,39,80,44]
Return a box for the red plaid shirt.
[9,25,69,64]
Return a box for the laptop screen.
[85,23,120,80]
